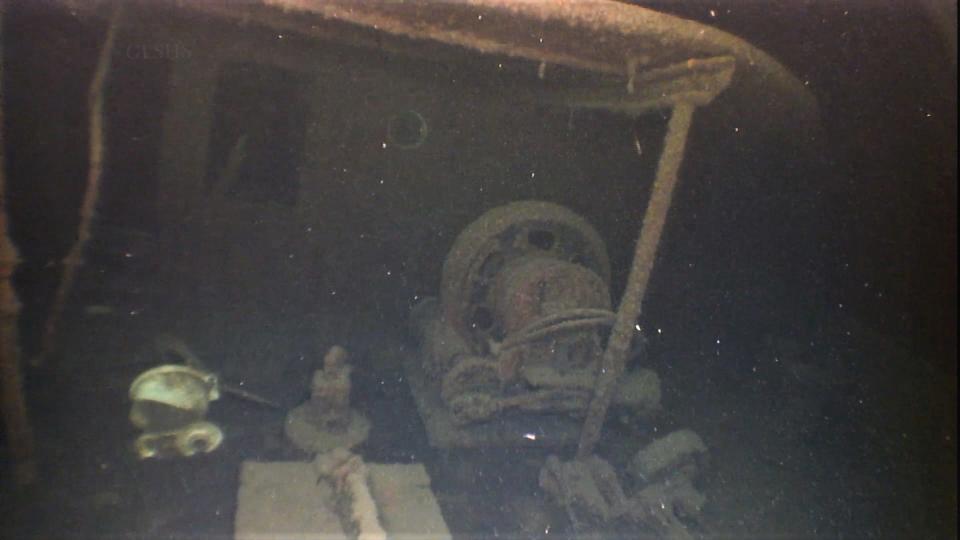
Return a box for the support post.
[577,102,696,458]
[37,5,122,366]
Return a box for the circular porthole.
[386,110,428,149]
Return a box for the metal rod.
[220,383,282,410]
[577,102,696,458]
[36,4,123,367]
[154,334,281,409]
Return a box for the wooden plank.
[235,462,345,540]
[369,463,452,540]
[235,461,451,540]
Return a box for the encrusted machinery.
[407,201,661,448]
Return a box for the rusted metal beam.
[315,0,809,130]
[578,101,696,458]
[37,4,123,367]
[540,55,735,115]
[183,0,816,137]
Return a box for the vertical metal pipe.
[577,102,695,458]
[37,4,122,366]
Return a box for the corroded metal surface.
[184,0,817,136]
[409,202,660,445]
[541,429,708,537]
[134,421,224,459]
[578,103,695,458]
[490,256,610,385]
[440,200,610,349]
[129,364,220,431]
[492,256,610,338]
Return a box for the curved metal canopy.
[204,0,820,137]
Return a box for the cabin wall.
[145,12,663,328]
[2,3,836,363]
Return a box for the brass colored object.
[541,429,708,538]
[577,102,695,458]
[185,0,817,138]
[440,200,611,351]
[134,421,224,459]
[129,364,223,459]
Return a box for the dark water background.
[1,1,955,538]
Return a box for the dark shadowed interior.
[0,1,955,538]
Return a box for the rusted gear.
[440,201,610,350]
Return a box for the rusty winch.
[408,201,660,448]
